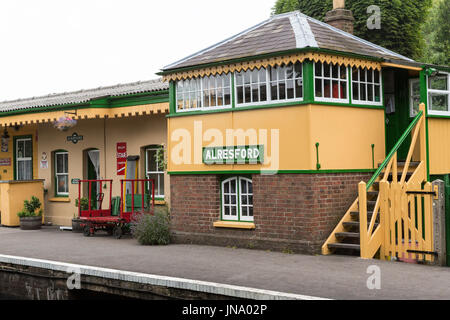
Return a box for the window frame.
[54,151,69,197]
[145,146,165,199]
[409,78,421,118]
[221,176,254,223]
[234,63,304,108]
[14,136,33,181]
[351,67,383,106]
[176,74,232,113]
[313,62,350,104]
[427,72,450,116]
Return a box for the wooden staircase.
[324,163,419,256]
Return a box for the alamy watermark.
[366,265,381,290]
[367,5,381,30]
[66,266,81,290]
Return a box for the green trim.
[367,110,424,190]
[303,61,314,102]
[13,135,33,181]
[0,91,169,119]
[371,144,375,169]
[169,169,377,175]
[169,82,176,114]
[427,115,450,119]
[166,100,384,118]
[315,143,321,170]
[160,47,383,75]
[420,69,431,181]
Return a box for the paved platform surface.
[1,226,450,300]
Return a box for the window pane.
[332,80,339,98]
[251,84,259,103]
[244,85,251,103]
[315,79,322,97]
[429,76,448,91]
[278,81,286,100]
[287,79,294,99]
[324,80,331,98]
[324,63,331,77]
[368,84,374,101]
[295,79,303,98]
[295,62,302,78]
[340,82,347,99]
[224,87,231,105]
[237,86,243,104]
[25,140,32,158]
[236,72,243,86]
[360,83,366,100]
[147,149,158,172]
[352,68,359,82]
[340,66,347,79]
[315,63,322,76]
[429,93,449,111]
[353,83,358,100]
[332,64,339,79]
[57,175,68,194]
[260,84,267,102]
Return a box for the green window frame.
[221,176,253,222]
[145,146,165,199]
[54,150,69,197]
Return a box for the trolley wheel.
[83,226,91,237]
[113,226,123,239]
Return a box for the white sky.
[0,0,276,101]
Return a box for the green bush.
[17,196,43,218]
[130,206,171,246]
[75,197,89,211]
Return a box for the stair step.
[367,191,379,197]
[343,221,379,229]
[350,211,375,219]
[378,161,421,168]
[328,243,360,251]
[336,232,360,239]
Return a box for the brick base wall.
[170,173,372,254]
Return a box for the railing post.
[359,182,369,258]
[379,181,389,260]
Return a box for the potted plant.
[17,196,43,230]
[73,198,88,233]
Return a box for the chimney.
[324,0,355,34]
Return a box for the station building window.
[221,177,253,222]
[235,62,303,107]
[428,72,450,116]
[54,151,69,196]
[409,78,421,117]
[314,62,349,103]
[352,67,382,105]
[176,73,232,112]
[145,146,165,199]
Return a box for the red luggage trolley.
[78,179,155,239]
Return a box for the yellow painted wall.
[428,118,450,175]
[167,104,386,172]
[37,114,169,226]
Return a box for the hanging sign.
[203,145,264,165]
[67,133,84,144]
[71,178,80,185]
[116,142,127,175]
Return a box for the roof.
[0,78,168,114]
[163,11,416,72]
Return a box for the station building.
[160,7,450,259]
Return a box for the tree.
[272,0,432,61]
[422,0,450,66]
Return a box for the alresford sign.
[203,145,264,165]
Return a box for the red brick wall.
[170,173,372,254]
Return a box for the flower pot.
[19,216,42,230]
[72,218,84,233]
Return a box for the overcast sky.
[0,0,276,101]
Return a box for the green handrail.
[366,110,424,190]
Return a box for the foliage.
[75,197,89,211]
[130,206,171,246]
[17,196,43,218]
[421,0,450,66]
[272,0,433,60]
[154,144,168,172]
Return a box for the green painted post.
[315,142,321,170]
[372,144,375,169]
[169,81,176,114]
[303,61,314,103]
[419,68,431,181]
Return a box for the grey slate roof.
[163,11,416,71]
[0,78,168,114]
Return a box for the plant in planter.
[73,197,89,233]
[17,196,43,230]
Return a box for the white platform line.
[0,254,330,300]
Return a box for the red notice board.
[116,142,127,176]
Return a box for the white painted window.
[221,177,253,222]
[409,79,421,117]
[176,74,231,112]
[352,67,382,105]
[16,138,32,181]
[55,152,69,196]
[314,62,349,103]
[428,72,450,116]
[146,147,164,198]
[235,62,303,107]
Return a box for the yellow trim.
[0,103,169,127]
[213,221,256,230]
[49,197,71,203]
[380,62,422,71]
[163,53,382,81]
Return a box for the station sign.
[202,145,264,165]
